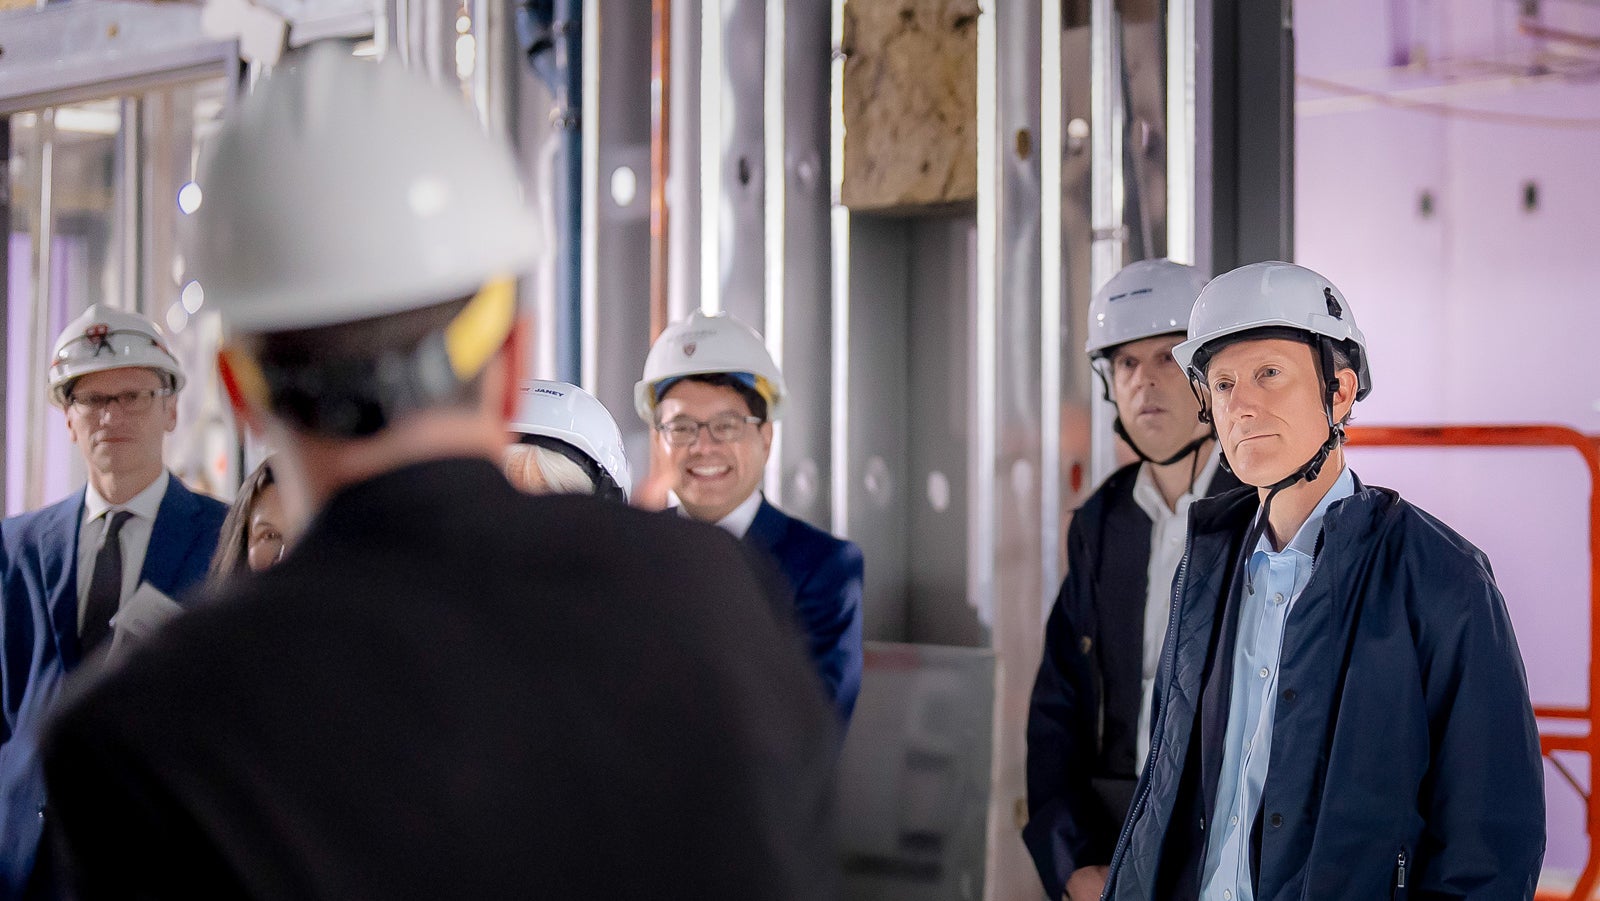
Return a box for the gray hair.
[504,443,595,496]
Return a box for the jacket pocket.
[1391,847,1409,901]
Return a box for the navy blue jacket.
[1104,477,1544,901]
[0,477,225,897]
[1024,460,1240,899]
[744,499,864,724]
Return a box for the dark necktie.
[80,510,133,655]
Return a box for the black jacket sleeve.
[1024,510,1116,899]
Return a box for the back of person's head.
[190,42,539,442]
[504,443,596,496]
[506,380,631,500]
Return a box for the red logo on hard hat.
[683,342,697,358]
[85,324,113,357]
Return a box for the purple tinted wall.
[8,232,81,517]
[1297,0,1600,882]
[6,233,29,514]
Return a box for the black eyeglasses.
[656,414,763,447]
[67,388,174,415]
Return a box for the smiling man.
[1025,259,1242,901]
[636,310,863,725]
[1100,262,1544,901]
[0,304,226,895]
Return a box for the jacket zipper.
[1104,544,1191,892]
[1393,848,1408,898]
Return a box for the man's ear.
[1332,367,1359,424]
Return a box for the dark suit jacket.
[0,475,225,896]
[41,459,839,900]
[743,499,863,724]
[1024,460,1240,899]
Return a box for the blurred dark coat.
[42,459,838,900]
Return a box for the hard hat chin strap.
[1094,364,1211,481]
[517,434,627,503]
[1233,335,1345,594]
[1111,416,1211,468]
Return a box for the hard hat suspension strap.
[517,433,626,503]
[1095,358,1211,472]
[231,279,518,438]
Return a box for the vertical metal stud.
[1088,0,1125,488]
[762,0,784,502]
[0,115,9,514]
[580,0,601,390]
[981,1,1046,894]
[24,108,54,513]
[1168,0,1197,266]
[1040,0,1064,619]
[699,0,721,313]
[828,0,849,536]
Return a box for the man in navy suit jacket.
[636,310,864,724]
[0,305,226,896]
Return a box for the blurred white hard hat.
[189,41,539,334]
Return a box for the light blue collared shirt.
[1200,465,1356,901]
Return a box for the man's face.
[1203,338,1353,487]
[64,367,177,480]
[1108,334,1208,461]
[655,380,772,523]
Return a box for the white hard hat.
[48,304,186,407]
[189,42,540,334]
[1085,258,1210,357]
[509,380,633,500]
[1173,261,1372,400]
[634,309,786,424]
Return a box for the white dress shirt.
[76,470,169,631]
[1130,448,1221,771]
[677,489,764,540]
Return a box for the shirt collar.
[676,489,764,540]
[84,469,169,523]
[1256,464,1355,558]
[1131,445,1223,521]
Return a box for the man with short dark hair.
[0,304,226,896]
[636,310,864,724]
[1102,261,1544,901]
[40,45,838,900]
[1025,259,1240,901]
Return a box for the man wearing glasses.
[637,310,864,724]
[0,303,226,895]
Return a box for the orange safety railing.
[1346,425,1600,900]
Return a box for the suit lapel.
[42,493,88,669]
[742,498,786,556]
[141,476,197,599]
